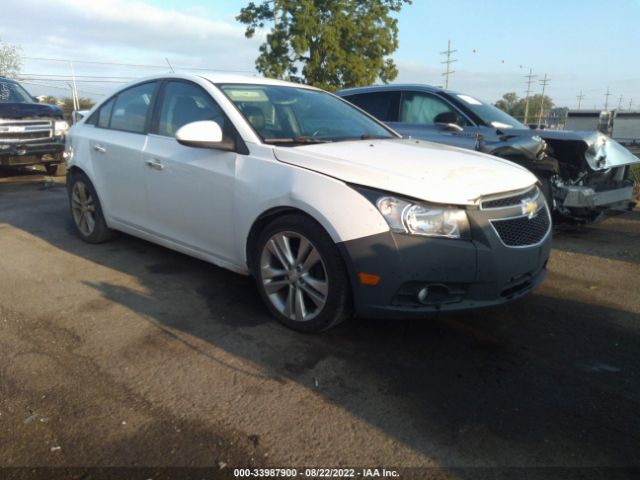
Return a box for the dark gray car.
[337,85,639,223]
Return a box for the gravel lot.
[1,167,639,479]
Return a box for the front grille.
[481,187,538,209]
[0,119,53,143]
[490,207,551,247]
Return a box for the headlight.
[376,196,470,239]
[54,120,69,136]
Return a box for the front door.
[143,80,237,263]
[388,91,479,150]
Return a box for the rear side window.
[345,91,400,122]
[110,82,157,134]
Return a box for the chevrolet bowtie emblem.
[521,198,539,219]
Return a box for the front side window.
[400,92,466,126]
[155,81,226,137]
[96,98,115,128]
[218,84,395,145]
[110,82,157,134]
[0,80,35,103]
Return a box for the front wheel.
[253,214,352,333]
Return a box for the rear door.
[143,80,237,263]
[87,81,159,228]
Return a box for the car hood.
[504,128,640,170]
[0,102,63,119]
[273,138,538,205]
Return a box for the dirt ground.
[1,167,639,480]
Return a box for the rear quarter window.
[344,91,400,122]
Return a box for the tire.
[45,163,66,176]
[252,213,352,333]
[67,171,116,243]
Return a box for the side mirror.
[175,120,234,150]
[434,111,464,132]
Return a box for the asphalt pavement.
[1,167,639,479]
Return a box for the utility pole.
[537,73,550,128]
[523,68,536,125]
[604,86,612,111]
[629,98,634,111]
[68,61,79,112]
[617,95,624,111]
[440,40,457,89]
[576,90,585,109]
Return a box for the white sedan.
[65,74,551,332]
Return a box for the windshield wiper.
[359,134,393,140]
[264,136,332,145]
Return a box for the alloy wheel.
[71,181,96,236]
[260,231,329,322]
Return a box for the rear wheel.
[68,172,116,243]
[253,214,352,333]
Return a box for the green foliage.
[237,0,411,91]
[0,38,22,78]
[495,91,554,123]
[41,96,95,123]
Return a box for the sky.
[2,0,639,109]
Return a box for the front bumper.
[0,139,64,166]
[555,183,636,212]
[338,206,551,319]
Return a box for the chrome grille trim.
[0,119,54,143]
[480,186,539,210]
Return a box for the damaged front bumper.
[556,183,636,211]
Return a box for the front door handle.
[145,159,164,171]
[93,144,106,153]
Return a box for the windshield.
[0,80,36,104]
[218,84,396,145]
[451,93,526,129]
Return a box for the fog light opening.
[417,284,451,304]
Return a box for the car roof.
[115,72,319,91]
[337,84,458,96]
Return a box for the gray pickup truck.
[0,77,68,175]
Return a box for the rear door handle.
[93,144,106,153]
[145,159,164,171]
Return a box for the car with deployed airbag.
[65,74,551,332]
[338,84,639,223]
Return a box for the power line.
[18,77,128,84]
[22,56,255,74]
[20,80,106,97]
[523,68,536,125]
[19,73,136,79]
[440,40,457,89]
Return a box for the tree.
[60,97,95,123]
[237,0,411,91]
[495,92,554,123]
[0,38,22,78]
